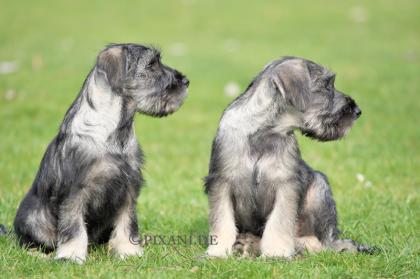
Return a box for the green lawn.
[0,0,419,278]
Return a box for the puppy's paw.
[261,246,295,258]
[330,239,358,253]
[232,240,245,256]
[28,248,51,259]
[55,245,87,264]
[109,241,144,259]
[296,236,324,254]
[331,239,379,255]
[206,245,232,258]
[55,233,88,264]
[233,233,261,258]
[260,236,295,258]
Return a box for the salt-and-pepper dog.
[205,57,373,258]
[14,43,189,263]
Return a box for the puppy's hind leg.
[206,181,237,258]
[297,171,338,253]
[298,172,375,254]
[108,202,143,259]
[14,192,57,252]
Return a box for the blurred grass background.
[0,0,419,278]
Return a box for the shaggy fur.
[205,57,373,258]
[14,43,189,263]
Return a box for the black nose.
[354,106,362,118]
[182,77,189,87]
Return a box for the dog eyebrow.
[154,51,161,61]
[323,71,336,81]
[147,45,161,57]
[147,49,161,65]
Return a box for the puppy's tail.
[331,238,380,255]
[0,224,8,236]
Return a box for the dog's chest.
[230,134,299,223]
[85,151,142,214]
[84,137,142,191]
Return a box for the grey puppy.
[14,43,189,263]
[205,57,372,258]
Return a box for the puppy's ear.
[96,47,126,91]
[270,65,311,112]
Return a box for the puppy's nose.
[182,77,189,87]
[354,106,362,118]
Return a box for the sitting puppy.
[14,43,189,263]
[205,57,372,258]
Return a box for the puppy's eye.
[148,59,157,66]
[147,59,160,70]
[148,54,162,68]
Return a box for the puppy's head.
[96,43,189,117]
[268,57,361,141]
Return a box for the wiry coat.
[205,57,372,258]
[14,43,189,263]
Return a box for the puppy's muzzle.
[182,77,190,87]
[345,97,362,119]
[353,106,362,118]
[174,70,189,88]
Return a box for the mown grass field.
[0,0,419,278]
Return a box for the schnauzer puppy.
[205,57,371,258]
[14,43,189,263]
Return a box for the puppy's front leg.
[206,182,237,258]
[261,183,298,258]
[109,204,143,259]
[55,199,88,264]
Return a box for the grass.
[0,0,419,278]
